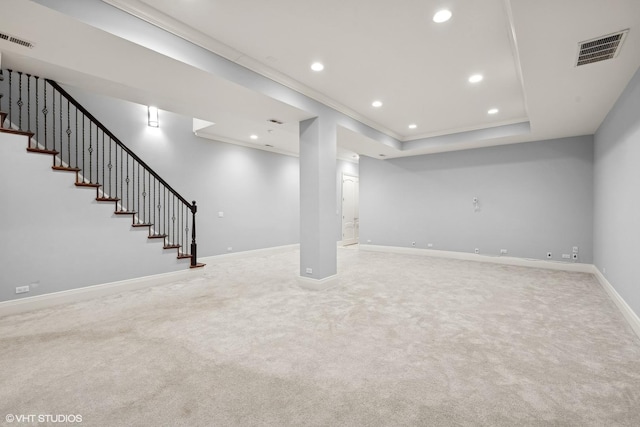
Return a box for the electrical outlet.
[412,241,416,247]
[367,239,372,243]
[227,247,232,252]
[218,211,224,218]
[474,248,479,254]
[562,254,570,259]
[573,246,579,253]
[500,249,508,255]
[547,252,552,259]
[427,243,433,248]
[305,267,313,274]
[572,253,578,260]
[15,285,30,294]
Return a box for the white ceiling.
[1,0,640,160]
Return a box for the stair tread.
[114,210,136,215]
[52,165,81,172]
[0,128,34,138]
[132,223,152,227]
[177,254,192,259]
[163,244,181,249]
[96,197,119,202]
[190,263,206,269]
[27,147,57,155]
[75,182,101,188]
[148,234,167,239]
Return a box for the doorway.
[341,174,359,246]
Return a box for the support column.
[299,116,338,289]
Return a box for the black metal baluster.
[115,140,119,202]
[120,147,124,210]
[88,122,93,183]
[26,74,30,133]
[172,195,176,247]
[107,137,112,197]
[59,91,63,166]
[66,99,71,167]
[137,164,141,224]
[153,177,157,235]
[17,71,23,131]
[8,70,12,125]
[141,170,146,224]
[75,109,78,173]
[52,82,56,155]
[35,77,39,143]
[126,153,130,211]
[81,114,85,183]
[43,79,47,149]
[101,131,105,189]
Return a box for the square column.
[299,117,338,289]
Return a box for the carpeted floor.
[1,247,639,426]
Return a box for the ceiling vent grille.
[576,30,628,66]
[0,31,35,49]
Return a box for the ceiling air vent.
[0,31,35,49]
[576,30,628,67]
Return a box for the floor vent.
[576,30,628,66]
[0,31,35,49]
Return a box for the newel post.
[190,200,198,267]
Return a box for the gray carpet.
[1,247,639,426]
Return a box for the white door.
[341,175,359,246]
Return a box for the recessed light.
[311,62,324,72]
[372,100,383,108]
[250,134,258,140]
[352,154,359,159]
[433,9,452,23]
[488,108,499,115]
[408,124,417,129]
[265,144,274,148]
[468,74,483,83]
[379,154,386,157]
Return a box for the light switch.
[218,212,224,218]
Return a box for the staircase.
[0,69,204,268]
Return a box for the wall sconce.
[148,106,159,127]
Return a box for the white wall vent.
[0,31,35,49]
[576,30,628,67]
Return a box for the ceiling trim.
[101,0,404,141]
[405,116,531,142]
[502,0,531,121]
[195,131,299,158]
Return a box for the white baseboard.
[297,274,339,291]
[0,267,205,318]
[198,244,299,264]
[359,244,594,273]
[0,244,300,317]
[592,267,640,339]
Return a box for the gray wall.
[0,131,186,301]
[360,136,594,262]
[594,66,640,317]
[67,88,301,258]
[0,87,301,302]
